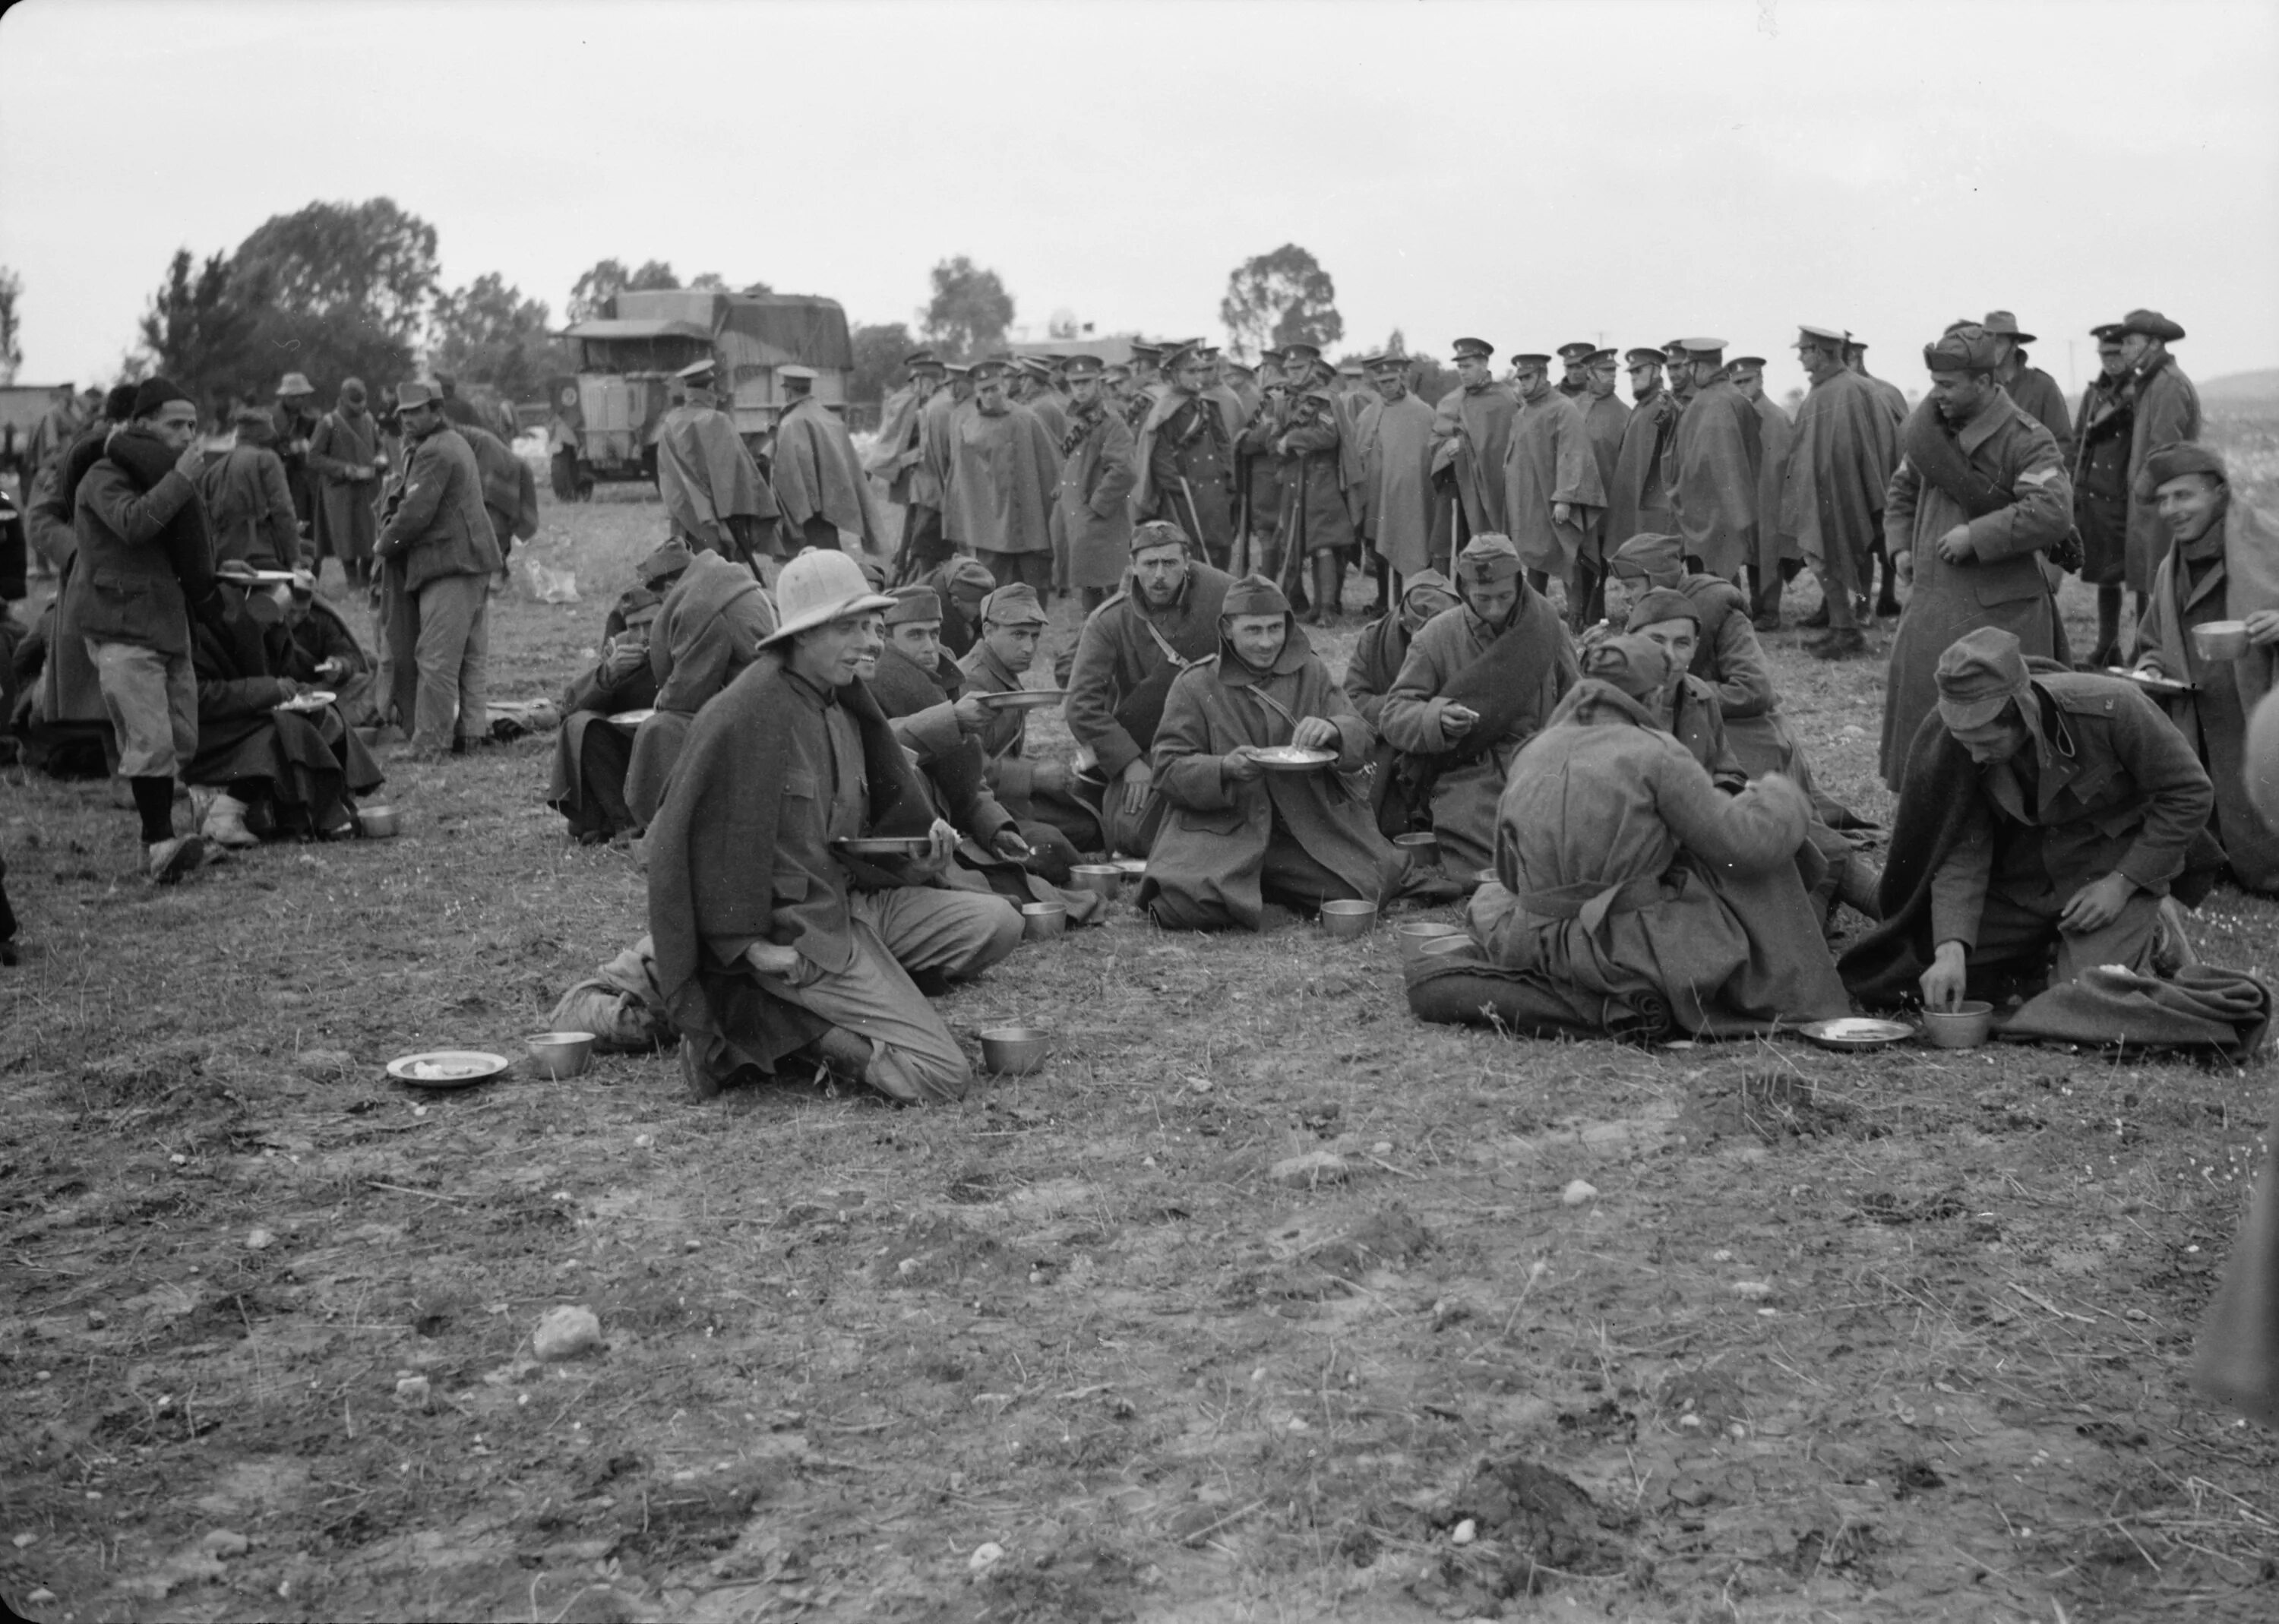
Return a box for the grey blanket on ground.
[1997,963,2271,1058]
[1403,948,1674,1044]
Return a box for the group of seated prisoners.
[548,419,2279,1102]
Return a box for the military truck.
[546,289,855,499]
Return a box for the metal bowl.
[979,1026,1050,1075]
[525,1031,596,1079]
[2192,621,2250,662]
[1019,902,1067,940]
[1396,921,1465,963]
[1394,831,1442,867]
[1320,899,1377,939]
[1920,1000,1994,1050]
[1417,934,1478,961]
[1067,864,1124,902]
[356,804,400,839]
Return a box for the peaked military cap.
[1623,347,1667,367]
[1557,342,1596,363]
[1451,337,1495,361]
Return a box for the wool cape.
[945,400,1060,556]
[1361,390,1439,578]
[1779,368,1899,610]
[1607,388,1681,548]
[1429,383,1518,538]
[656,402,774,548]
[771,396,885,550]
[646,656,934,1079]
[1501,389,1605,577]
[1749,393,1796,578]
[2138,498,2279,889]
[1140,619,1389,930]
[1667,379,1762,579]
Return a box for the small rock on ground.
[533,1305,602,1361]
[1271,1151,1349,1187]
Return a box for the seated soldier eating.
[548,537,691,842]
[1462,633,1851,1036]
[1344,568,1460,731]
[1140,576,1405,930]
[646,550,1023,1104]
[187,561,385,845]
[1375,532,1578,877]
[958,583,1103,858]
[622,547,778,828]
[1841,626,2216,1011]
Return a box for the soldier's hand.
[2245,609,2279,646]
[1918,941,1969,1012]
[744,941,801,978]
[991,828,1032,862]
[2058,872,2136,934]
[1934,524,1975,564]
[1121,757,1152,817]
[1893,548,1915,586]
[1440,703,1481,738]
[1222,747,1266,785]
[1552,501,1573,526]
[919,817,959,874]
[1291,716,1339,750]
[953,693,992,733]
[174,441,206,481]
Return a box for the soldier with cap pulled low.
[944,357,1062,592]
[1555,341,1595,400]
[959,582,1103,861]
[2072,322,2136,665]
[1841,627,2212,1014]
[1725,355,1797,625]
[1607,346,1680,548]
[1778,324,1899,649]
[1056,354,1136,611]
[1980,311,2072,465]
[1664,339,1762,588]
[1502,350,1605,620]
[1134,343,1239,568]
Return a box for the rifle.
[1235,450,1253,579]
[1174,475,1206,557]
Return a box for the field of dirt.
[4,425,2277,1622]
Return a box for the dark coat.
[2125,355,2202,595]
[1141,627,1389,930]
[63,455,212,656]
[199,444,300,569]
[1057,404,1137,589]
[306,406,382,565]
[1064,562,1236,776]
[376,426,501,590]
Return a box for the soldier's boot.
[1835,853,1885,922]
[199,790,261,849]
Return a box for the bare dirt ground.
[4,426,2277,1623]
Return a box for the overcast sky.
[3,0,2274,401]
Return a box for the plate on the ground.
[1113,858,1149,877]
[387,1051,510,1088]
[2107,667,2192,697]
[1252,745,1337,771]
[607,707,656,726]
[976,689,1065,711]
[834,836,931,858]
[274,690,337,713]
[1798,1017,1914,1051]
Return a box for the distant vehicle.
[547,289,855,499]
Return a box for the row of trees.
[24,207,1351,415]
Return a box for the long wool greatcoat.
[2137,500,2279,891]
[1276,405,1357,558]
[2125,355,2202,596]
[1878,391,2071,788]
[1607,387,1680,545]
[1667,379,1762,580]
[1502,390,1604,577]
[1140,627,1390,930]
[771,396,885,550]
[1058,404,1138,589]
[1430,383,1519,537]
[946,400,1060,557]
[1377,599,1579,875]
[1063,562,1237,777]
[1134,388,1237,557]
[1780,368,1900,608]
[1469,699,1851,1035]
